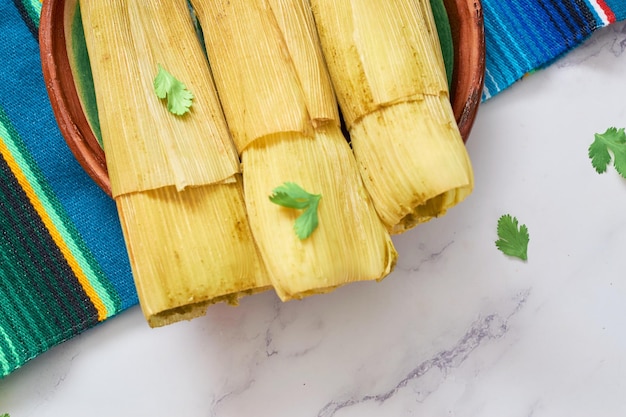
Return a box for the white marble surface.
[2,21,626,417]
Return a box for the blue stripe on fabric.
[11,0,37,39]
[604,0,626,21]
[539,0,584,49]
[482,28,522,98]
[538,1,574,48]
[583,0,606,27]
[482,0,539,98]
[572,0,599,33]
[481,0,601,99]
[0,2,137,309]
[506,2,558,68]
[555,0,591,39]
[482,1,534,70]
[569,0,596,31]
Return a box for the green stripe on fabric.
[0,325,19,376]
[24,0,41,28]
[0,178,81,334]
[0,265,56,372]
[0,181,95,333]
[0,138,105,373]
[0,104,120,377]
[0,107,122,317]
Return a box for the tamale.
[80,0,270,327]
[190,0,397,301]
[310,0,474,234]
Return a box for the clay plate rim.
[39,0,486,198]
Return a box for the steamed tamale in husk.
[190,0,397,301]
[310,0,474,234]
[79,0,270,327]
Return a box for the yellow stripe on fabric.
[0,137,109,321]
[0,113,118,317]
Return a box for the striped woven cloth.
[482,0,626,99]
[0,0,624,379]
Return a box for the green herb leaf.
[153,64,194,116]
[1,413,10,417]
[495,214,529,261]
[588,127,626,178]
[269,182,321,240]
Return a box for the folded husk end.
[351,95,474,233]
[242,126,398,301]
[144,288,266,328]
[116,182,271,327]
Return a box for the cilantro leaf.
[495,214,529,261]
[153,64,194,116]
[294,197,321,240]
[588,127,626,178]
[269,182,321,240]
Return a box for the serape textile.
[0,0,624,378]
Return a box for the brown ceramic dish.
[40,0,486,197]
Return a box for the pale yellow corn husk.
[80,0,270,326]
[125,0,241,192]
[116,179,269,327]
[82,0,240,195]
[191,0,397,300]
[243,126,396,300]
[351,97,473,231]
[310,0,474,234]
[80,0,164,195]
[190,0,311,151]
[265,0,339,127]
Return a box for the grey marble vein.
[557,21,626,67]
[317,289,531,417]
[210,378,256,417]
[397,240,455,274]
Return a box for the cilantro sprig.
[495,214,529,261]
[588,127,626,178]
[153,64,194,116]
[269,182,321,240]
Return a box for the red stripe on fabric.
[597,0,617,23]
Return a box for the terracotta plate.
[40,0,486,197]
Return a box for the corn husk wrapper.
[310,0,474,234]
[80,0,270,326]
[191,0,397,300]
